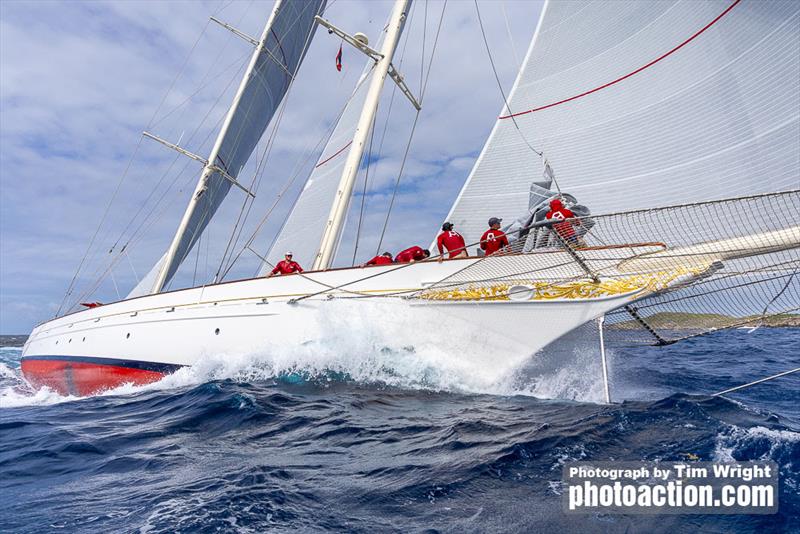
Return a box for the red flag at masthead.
[335,44,343,72]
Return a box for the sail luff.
[312,0,412,271]
[435,0,550,251]
[150,1,286,294]
[443,0,800,249]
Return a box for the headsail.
[141,0,326,295]
[261,0,412,273]
[261,57,377,272]
[445,0,800,247]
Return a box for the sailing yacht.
[20,0,800,398]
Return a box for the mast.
[150,1,285,294]
[312,0,411,271]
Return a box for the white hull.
[21,250,652,395]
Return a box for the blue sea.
[1,329,798,533]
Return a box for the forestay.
[260,16,397,274]
[444,0,800,247]
[131,0,326,296]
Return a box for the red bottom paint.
[22,359,167,397]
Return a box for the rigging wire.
[56,132,146,316]
[214,0,335,281]
[351,110,379,265]
[111,52,251,255]
[68,112,229,308]
[59,1,247,314]
[473,0,542,159]
[472,0,556,190]
[221,68,378,280]
[124,250,139,284]
[192,231,201,287]
[376,0,447,254]
[110,0,252,252]
[501,1,521,69]
[66,59,246,310]
[754,265,798,324]
[349,0,419,264]
[712,367,800,397]
[70,0,324,306]
[420,0,427,97]
[223,0,413,276]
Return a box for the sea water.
[0,329,798,532]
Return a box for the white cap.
[286,251,293,255]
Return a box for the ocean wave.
[714,424,800,463]
[0,335,611,407]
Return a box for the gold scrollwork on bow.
[419,265,707,302]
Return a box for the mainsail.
[135,0,326,295]
[445,0,800,247]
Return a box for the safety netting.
[413,190,800,346]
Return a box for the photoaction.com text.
[562,461,778,514]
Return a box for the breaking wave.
[0,336,610,407]
[1,329,798,532]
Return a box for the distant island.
[609,312,800,330]
[0,335,28,347]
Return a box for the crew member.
[480,217,509,256]
[364,252,393,266]
[395,246,430,263]
[436,222,467,262]
[545,199,584,247]
[269,252,304,276]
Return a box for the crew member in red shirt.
[269,252,304,276]
[480,217,509,256]
[436,222,467,262]
[394,246,430,263]
[364,252,393,266]
[545,199,584,247]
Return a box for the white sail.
[445,0,800,246]
[262,62,376,273]
[261,7,406,273]
[143,0,326,294]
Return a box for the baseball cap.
[488,217,502,226]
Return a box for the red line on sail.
[499,0,741,120]
[315,141,353,168]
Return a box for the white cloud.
[0,0,542,333]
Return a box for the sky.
[0,0,543,334]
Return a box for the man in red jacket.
[480,217,509,256]
[545,199,584,247]
[436,222,467,262]
[364,252,393,266]
[395,246,430,263]
[269,252,304,276]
